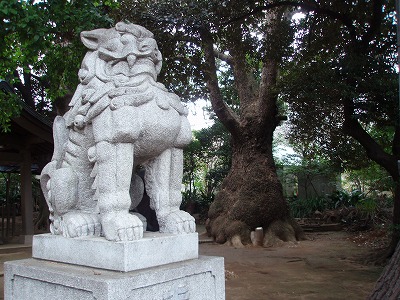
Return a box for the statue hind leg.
[41,117,101,238]
[144,148,195,234]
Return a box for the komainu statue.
[40,22,195,241]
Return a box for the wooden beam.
[0,152,22,164]
[20,149,34,236]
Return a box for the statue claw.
[61,212,101,238]
[159,210,196,234]
[102,212,143,242]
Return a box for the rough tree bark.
[207,130,304,246]
[200,21,304,246]
[368,182,400,297]
[369,239,400,299]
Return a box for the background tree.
[182,135,204,213]
[270,0,400,294]
[277,0,399,254]
[0,0,115,128]
[344,162,394,197]
[114,1,305,245]
[182,121,232,217]
[197,122,232,201]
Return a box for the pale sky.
[186,99,214,131]
[185,99,299,162]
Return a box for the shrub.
[288,196,333,218]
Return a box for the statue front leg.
[145,148,195,234]
[95,141,143,241]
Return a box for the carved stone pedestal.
[32,232,199,272]
[5,233,225,300]
[5,255,224,300]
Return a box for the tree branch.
[258,59,279,126]
[30,73,50,88]
[361,0,384,47]
[199,27,240,137]
[226,24,259,116]
[343,97,398,180]
[12,70,35,108]
[213,49,233,65]
[223,1,357,39]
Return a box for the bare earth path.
[1,231,383,299]
[200,231,383,300]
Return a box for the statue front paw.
[61,212,101,238]
[101,212,143,241]
[158,210,196,234]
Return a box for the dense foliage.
[0,0,115,129]
[279,0,397,170]
[182,121,231,217]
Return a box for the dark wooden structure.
[0,101,53,242]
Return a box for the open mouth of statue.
[106,56,158,79]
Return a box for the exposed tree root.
[207,217,305,248]
[263,219,306,247]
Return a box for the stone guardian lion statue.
[40,22,195,241]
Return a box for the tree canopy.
[279,0,397,171]
[277,1,400,261]
[0,0,115,129]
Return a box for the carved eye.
[121,34,135,45]
[105,39,121,52]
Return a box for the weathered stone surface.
[32,232,198,272]
[40,22,195,242]
[5,256,225,300]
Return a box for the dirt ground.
[200,230,384,300]
[0,230,384,300]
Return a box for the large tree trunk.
[384,181,400,257]
[206,130,304,246]
[368,239,400,299]
[200,20,304,246]
[391,182,400,247]
[370,184,400,296]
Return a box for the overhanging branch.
[343,98,398,180]
[199,27,240,137]
[213,49,233,65]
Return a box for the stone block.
[5,256,225,300]
[33,232,198,272]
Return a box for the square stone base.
[33,232,198,272]
[5,256,225,300]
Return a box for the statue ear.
[80,29,108,50]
